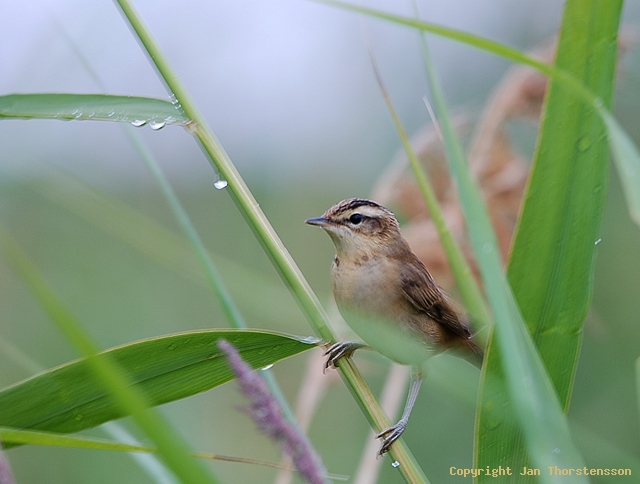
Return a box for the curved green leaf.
[477,0,622,481]
[0,329,317,442]
[0,93,188,126]
[416,9,590,483]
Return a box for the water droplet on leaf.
[214,179,228,190]
[577,137,591,152]
[131,120,147,127]
[149,121,166,130]
[300,336,321,344]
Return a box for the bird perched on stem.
[306,198,483,456]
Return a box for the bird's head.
[305,198,405,259]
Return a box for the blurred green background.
[1,1,640,483]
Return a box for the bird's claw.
[376,419,407,456]
[323,342,365,372]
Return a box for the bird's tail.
[456,339,484,369]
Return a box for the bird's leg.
[323,342,368,372]
[376,367,424,456]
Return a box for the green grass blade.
[368,46,491,330]
[1,427,158,453]
[112,132,301,440]
[32,171,301,327]
[0,427,297,472]
[0,93,187,126]
[310,0,566,80]
[54,31,246,331]
[112,0,428,481]
[0,329,315,440]
[58,32,236,321]
[477,1,622,480]
[101,422,178,484]
[1,334,177,484]
[121,131,246,328]
[112,2,329,347]
[599,110,640,226]
[416,9,594,484]
[0,228,220,484]
[569,423,640,475]
[313,0,640,230]
[511,0,620,406]
[636,358,640,420]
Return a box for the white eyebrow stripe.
[353,205,389,218]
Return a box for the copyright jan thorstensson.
[449,466,632,478]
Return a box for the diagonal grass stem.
[112,0,429,481]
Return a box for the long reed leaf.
[415,10,593,484]
[0,329,315,440]
[477,1,622,480]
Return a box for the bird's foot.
[376,418,408,456]
[323,342,366,372]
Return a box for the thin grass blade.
[0,93,187,126]
[599,110,640,226]
[416,15,592,484]
[0,227,221,484]
[476,1,622,480]
[31,171,301,327]
[0,427,157,453]
[313,0,640,230]
[636,358,640,420]
[0,427,300,472]
[112,0,429,480]
[367,42,491,330]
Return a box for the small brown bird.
[306,198,482,455]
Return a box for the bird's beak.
[305,216,329,227]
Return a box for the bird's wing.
[400,259,472,339]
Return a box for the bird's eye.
[349,213,363,225]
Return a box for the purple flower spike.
[218,339,327,484]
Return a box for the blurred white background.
[0,0,593,190]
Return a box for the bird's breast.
[330,255,440,366]
[331,257,400,316]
